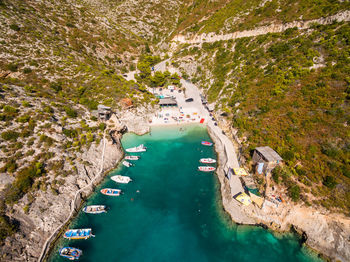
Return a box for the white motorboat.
[125,144,147,153]
[199,158,216,164]
[111,175,132,184]
[198,166,216,172]
[122,160,132,167]
[125,155,140,160]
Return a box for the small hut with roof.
[252,146,283,175]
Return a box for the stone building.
[252,146,283,175]
[97,104,111,120]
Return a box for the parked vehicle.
[185,98,194,102]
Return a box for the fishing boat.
[59,247,82,260]
[122,160,132,167]
[125,144,147,153]
[198,166,216,172]
[82,205,107,214]
[64,228,94,240]
[111,175,132,184]
[100,188,122,196]
[125,155,140,160]
[199,158,216,164]
[201,141,213,146]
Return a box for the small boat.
[122,160,133,167]
[199,158,216,164]
[201,141,213,146]
[100,188,122,196]
[82,205,107,214]
[126,144,147,153]
[64,228,94,240]
[59,247,82,260]
[198,166,216,172]
[125,155,140,160]
[111,175,132,184]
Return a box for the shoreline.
[205,124,330,261]
[43,121,343,262]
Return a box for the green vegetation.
[173,22,350,212]
[5,162,45,204]
[178,0,350,35]
[135,55,181,89]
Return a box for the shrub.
[1,130,19,141]
[5,162,45,204]
[271,168,280,184]
[0,159,17,173]
[323,176,337,189]
[23,68,32,74]
[6,63,18,72]
[9,24,20,31]
[289,185,300,202]
[64,106,77,118]
[0,213,18,242]
[50,82,62,93]
[3,105,18,114]
[17,115,30,123]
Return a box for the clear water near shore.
[49,125,323,262]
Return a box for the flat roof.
[255,146,283,162]
[159,98,177,105]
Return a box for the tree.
[137,61,151,79]
[289,185,300,202]
[152,71,165,87]
[323,176,337,189]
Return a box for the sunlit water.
[49,125,322,262]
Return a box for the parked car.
[185,98,194,102]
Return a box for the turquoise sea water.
[49,125,322,262]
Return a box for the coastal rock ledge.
[208,125,350,262]
[0,109,153,262]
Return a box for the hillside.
[171,21,350,213]
[0,0,349,260]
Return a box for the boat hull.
[64,229,94,240]
[125,144,147,152]
[100,188,122,196]
[199,158,216,164]
[125,155,140,160]
[111,175,132,184]
[198,166,216,172]
[83,205,106,214]
[59,247,82,260]
[201,141,213,146]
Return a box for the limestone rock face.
[2,132,124,262]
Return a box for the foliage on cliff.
[172,22,350,213]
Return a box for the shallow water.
[49,125,322,262]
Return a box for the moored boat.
[82,205,107,214]
[199,158,216,164]
[64,228,94,240]
[111,175,132,184]
[201,141,213,146]
[59,247,82,260]
[125,155,140,160]
[126,144,147,153]
[122,160,132,167]
[198,166,216,172]
[100,188,122,196]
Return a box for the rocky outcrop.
[1,124,124,262]
[117,106,156,135]
[208,119,350,262]
[173,10,350,44]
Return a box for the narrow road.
[172,10,350,44]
